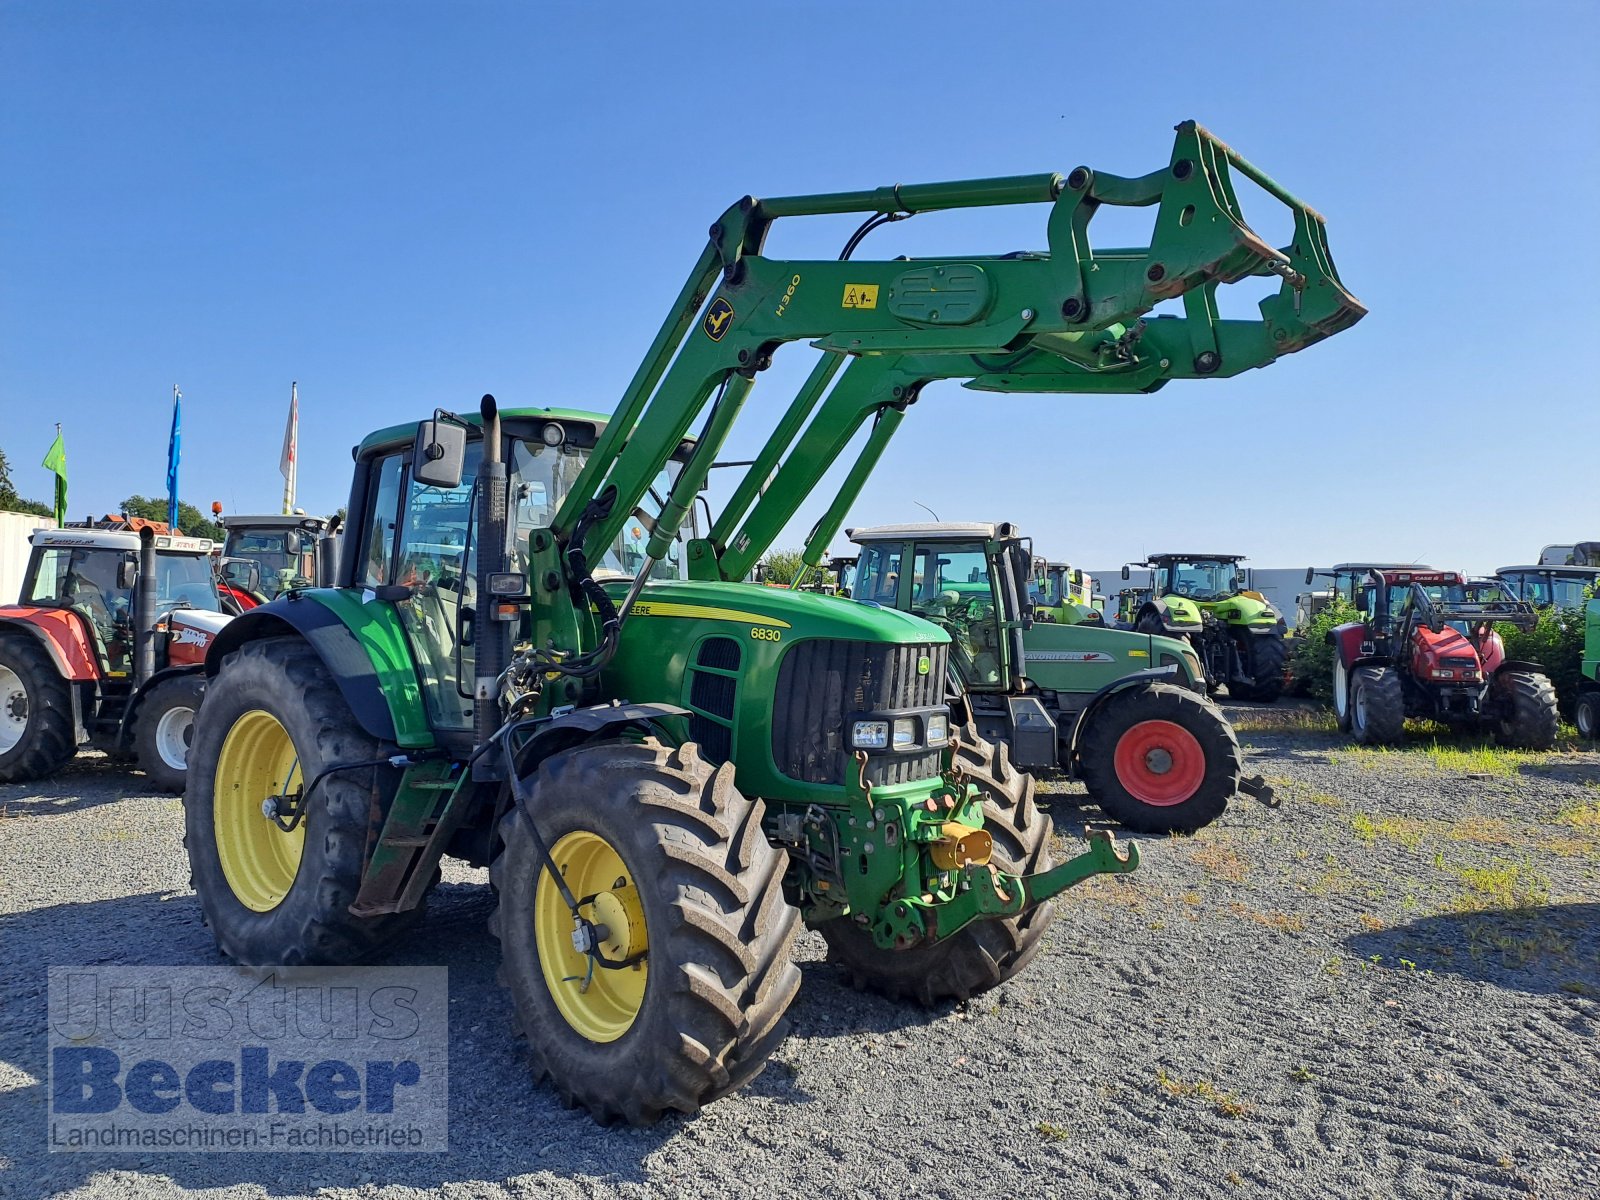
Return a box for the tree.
[0,446,54,518]
[758,549,807,586]
[122,494,225,543]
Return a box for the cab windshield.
[222,530,311,598]
[1158,559,1242,601]
[1501,572,1592,609]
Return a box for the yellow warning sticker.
[842,284,879,310]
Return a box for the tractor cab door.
[905,541,1011,691]
[26,546,135,676]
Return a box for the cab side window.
[364,454,405,588]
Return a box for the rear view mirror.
[412,414,466,489]
[1355,590,1369,613]
[1305,566,1316,585]
[1121,565,1130,581]
[117,558,137,590]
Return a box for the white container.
[0,510,57,604]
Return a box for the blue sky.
[2,2,1595,573]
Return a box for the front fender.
[1326,621,1368,669]
[1063,666,1182,763]
[205,592,431,748]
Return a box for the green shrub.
[756,548,807,586]
[1496,604,1587,714]
[1289,596,1360,705]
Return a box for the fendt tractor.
[0,526,228,791]
[1328,569,1557,748]
[1124,553,1286,701]
[185,122,1363,1124]
[217,513,340,610]
[848,523,1257,834]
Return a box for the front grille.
[771,639,947,786]
[1442,656,1477,669]
[687,636,740,767]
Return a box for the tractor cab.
[220,514,337,603]
[1494,565,1599,610]
[1309,562,1437,606]
[1033,561,1102,625]
[1145,554,1252,604]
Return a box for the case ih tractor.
[217,513,340,610]
[0,526,228,791]
[849,523,1256,834]
[1328,568,1557,747]
[183,122,1362,1125]
[1125,553,1287,701]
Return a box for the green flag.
[42,429,66,525]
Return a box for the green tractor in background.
[850,523,1258,834]
[1577,597,1600,739]
[1032,560,1104,625]
[183,123,1361,1125]
[1125,553,1287,701]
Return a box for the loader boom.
[553,120,1362,591]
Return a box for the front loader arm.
[553,120,1363,595]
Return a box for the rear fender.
[0,609,99,681]
[1138,597,1200,634]
[1493,660,1547,680]
[1063,666,1182,767]
[204,593,431,748]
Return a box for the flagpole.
[282,381,299,515]
[167,386,182,530]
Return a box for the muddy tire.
[489,740,801,1126]
[1492,669,1559,750]
[820,730,1057,1005]
[0,634,77,784]
[133,673,204,793]
[1350,665,1405,745]
[1077,683,1241,834]
[184,636,413,964]
[1576,689,1600,741]
[1229,630,1286,702]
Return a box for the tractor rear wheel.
[0,635,77,784]
[1576,690,1600,741]
[184,636,414,964]
[133,673,204,793]
[1492,669,1559,750]
[1229,631,1286,702]
[821,730,1056,1005]
[1350,666,1405,745]
[489,740,801,1126]
[1076,683,1241,834]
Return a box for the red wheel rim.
[1113,719,1206,806]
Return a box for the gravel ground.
[1,704,1596,1200]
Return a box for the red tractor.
[0,526,230,791]
[1328,568,1558,748]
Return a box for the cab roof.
[222,514,330,531]
[355,406,612,459]
[847,521,1017,544]
[30,529,214,555]
[1330,561,1434,572]
[1496,564,1600,577]
[1144,553,1245,563]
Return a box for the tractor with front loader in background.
[217,513,341,610]
[1125,553,1287,701]
[0,526,228,791]
[1327,569,1557,747]
[184,121,1363,1125]
[848,522,1259,834]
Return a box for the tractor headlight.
[925,714,950,746]
[892,718,918,749]
[851,720,889,749]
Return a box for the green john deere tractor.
[1125,554,1287,701]
[848,523,1264,834]
[185,121,1361,1125]
[1576,596,1600,739]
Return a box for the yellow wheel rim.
[213,710,306,913]
[535,830,648,1043]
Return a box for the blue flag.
[167,387,181,529]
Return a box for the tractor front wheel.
[1332,658,1354,731]
[0,634,77,784]
[184,636,414,964]
[1576,690,1600,741]
[1077,683,1242,834]
[1229,631,1286,703]
[1350,666,1405,745]
[133,673,204,793]
[1492,669,1559,750]
[489,740,801,1126]
[821,731,1057,1005]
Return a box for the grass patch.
[1357,913,1385,931]
[1556,799,1600,831]
[1228,902,1307,933]
[1451,858,1551,913]
[1462,915,1573,968]
[1190,842,1250,884]
[1228,707,1338,734]
[1560,980,1596,997]
[1156,1069,1253,1118]
[1036,1122,1071,1142]
[1348,813,1428,850]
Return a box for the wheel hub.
[1143,747,1174,775]
[0,665,29,754]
